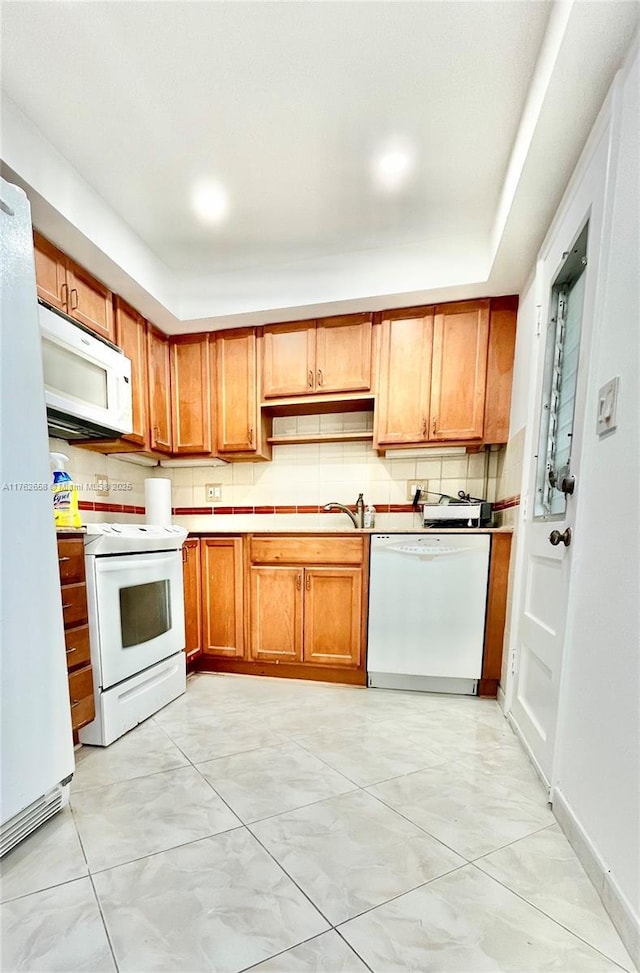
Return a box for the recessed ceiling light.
[372,142,415,192]
[191,180,230,224]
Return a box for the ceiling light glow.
[192,180,229,224]
[373,143,415,192]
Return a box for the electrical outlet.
[407,480,426,502]
[94,475,109,497]
[205,483,222,503]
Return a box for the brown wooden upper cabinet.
[261,313,373,399]
[216,329,270,459]
[430,301,490,441]
[33,231,115,343]
[375,300,491,447]
[147,325,172,453]
[114,297,148,448]
[170,334,212,455]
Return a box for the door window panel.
[535,224,588,519]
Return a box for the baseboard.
[506,713,551,795]
[553,787,640,969]
[496,684,506,712]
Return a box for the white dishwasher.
[367,533,490,694]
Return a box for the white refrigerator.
[0,178,75,856]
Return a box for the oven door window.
[120,580,171,648]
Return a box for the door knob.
[549,527,572,547]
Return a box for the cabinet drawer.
[250,536,364,565]
[60,583,88,629]
[64,625,91,670]
[57,538,86,585]
[68,665,95,732]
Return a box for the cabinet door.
[249,567,303,662]
[201,537,244,658]
[147,325,172,453]
[262,322,315,398]
[303,568,362,667]
[66,259,115,343]
[33,232,67,312]
[182,539,203,664]
[216,329,258,451]
[430,300,490,441]
[315,313,372,394]
[171,334,212,454]
[375,310,434,445]
[114,298,148,447]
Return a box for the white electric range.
[79,524,187,746]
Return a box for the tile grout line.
[88,871,121,973]
[70,803,121,973]
[466,860,635,972]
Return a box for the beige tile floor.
[0,673,635,973]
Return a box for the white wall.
[554,42,639,940]
[506,41,639,956]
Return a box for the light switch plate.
[94,475,109,497]
[205,483,222,503]
[596,377,619,436]
[407,480,426,501]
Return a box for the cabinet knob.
[296,574,302,590]
[305,574,311,591]
[248,426,254,445]
[422,417,427,437]
[432,417,437,435]
[317,369,323,387]
[308,370,314,389]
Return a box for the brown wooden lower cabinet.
[56,533,95,733]
[303,567,362,667]
[249,566,303,662]
[201,537,244,658]
[182,538,203,665]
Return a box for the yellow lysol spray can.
[50,452,81,528]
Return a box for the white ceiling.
[1,1,638,330]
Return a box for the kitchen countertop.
[188,527,513,535]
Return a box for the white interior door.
[510,226,589,786]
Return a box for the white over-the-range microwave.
[39,302,133,440]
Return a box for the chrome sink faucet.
[323,493,365,529]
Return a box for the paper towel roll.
[145,478,172,526]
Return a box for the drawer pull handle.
[66,647,77,655]
[71,699,81,708]
[308,370,314,388]
[60,282,69,307]
[317,369,323,387]
[70,287,79,311]
[59,556,71,563]
[62,603,73,609]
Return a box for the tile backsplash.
[48,438,150,523]
[51,412,513,528]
